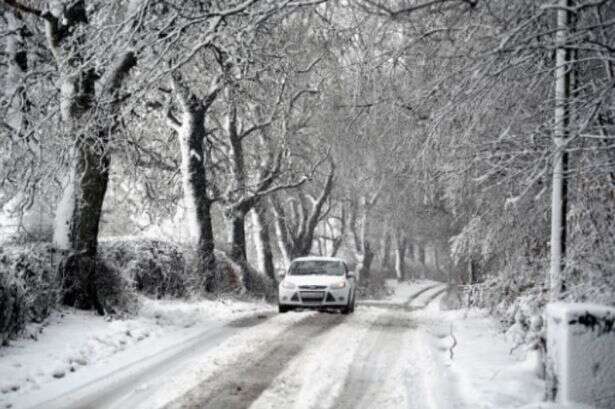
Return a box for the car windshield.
[289,260,345,276]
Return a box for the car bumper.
[278,287,351,308]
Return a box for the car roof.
[291,256,345,263]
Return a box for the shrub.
[99,239,187,298]
[0,243,60,344]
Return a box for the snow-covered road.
[162,282,455,409]
[3,281,551,409]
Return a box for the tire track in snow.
[163,313,345,409]
[358,283,443,311]
[414,287,447,310]
[28,313,274,409]
[332,284,447,409]
[333,312,417,409]
[404,283,442,305]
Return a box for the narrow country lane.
[23,282,455,409]
[163,282,455,409]
[165,314,346,409]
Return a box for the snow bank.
[0,297,271,409]
[421,308,545,409]
[414,285,609,409]
[546,302,615,408]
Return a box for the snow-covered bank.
[0,297,272,409]
[0,279,605,409]
[408,281,595,409]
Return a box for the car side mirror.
[347,271,355,279]
[277,270,286,279]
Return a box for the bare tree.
[2,0,139,312]
[271,163,335,268]
[166,72,221,290]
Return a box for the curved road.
[30,283,452,409]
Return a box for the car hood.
[284,275,346,287]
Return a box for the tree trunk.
[418,242,426,265]
[175,95,216,289]
[357,241,374,284]
[381,230,391,272]
[468,258,476,284]
[271,197,292,269]
[394,233,407,281]
[226,207,248,263]
[54,68,106,313]
[252,203,275,281]
[550,0,572,299]
[395,242,406,281]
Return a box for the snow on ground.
[251,281,451,409]
[409,282,594,409]
[383,278,442,304]
[133,311,312,409]
[249,308,379,409]
[0,296,272,409]
[248,280,594,409]
[0,279,602,409]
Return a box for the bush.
[0,243,61,345]
[99,239,187,298]
[212,251,276,301]
[93,257,138,315]
[98,239,273,300]
[0,238,275,344]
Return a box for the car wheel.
[279,304,289,313]
[341,296,352,315]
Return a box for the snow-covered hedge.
[460,273,547,349]
[0,239,274,344]
[99,239,187,298]
[213,251,275,301]
[0,243,61,345]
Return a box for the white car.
[278,256,356,314]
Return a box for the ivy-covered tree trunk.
[225,206,248,264]
[172,77,218,290]
[54,66,104,312]
[55,52,136,312]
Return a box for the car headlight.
[329,281,347,289]
[281,280,296,289]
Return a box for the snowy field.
[0,281,593,409]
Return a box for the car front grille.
[298,285,327,290]
[299,291,325,303]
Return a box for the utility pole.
[550,0,573,299]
